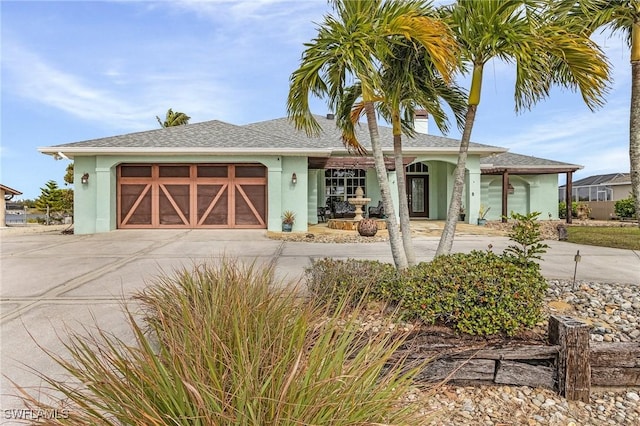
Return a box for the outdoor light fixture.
[81,173,90,185]
[292,173,297,184]
[508,182,515,194]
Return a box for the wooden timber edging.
[399,316,640,402]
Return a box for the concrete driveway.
[1,228,639,423]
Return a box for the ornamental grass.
[19,258,428,425]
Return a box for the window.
[324,169,366,202]
[406,163,429,174]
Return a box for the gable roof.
[39,114,506,158]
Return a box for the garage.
[117,164,267,229]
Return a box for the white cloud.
[1,42,239,131]
[2,44,149,130]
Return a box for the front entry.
[407,175,429,217]
[117,164,267,229]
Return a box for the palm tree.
[555,0,640,226]
[335,46,467,266]
[287,0,458,270]
[156,108,191,128]
[435,0,611,256]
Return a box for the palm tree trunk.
[436,104,478,256]
[392,114,416,266]
[364,102,408,270]
[631,58,640,227]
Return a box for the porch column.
[566,171,573,224]
[502,171,509,223]
[0,188,6,227]
[267,165,283,232]
[467,170,481,225]
[307,169,319,225]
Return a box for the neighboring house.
[38,114,580,234]
[559,173,632,203]
[1,184,22,227]
[558,173,632,220]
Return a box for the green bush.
[558,201,578,219]
[21,259,424,425]
[397,251,548,336]
[304,217,549,337]
[305,258,397,307]
[615,196,636,218]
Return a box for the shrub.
[305,258,397,307]
[558,201,578,219]
[615,195,636,218]
[20,259,424,425]
[502,211,549,268]
[396,251,547,336]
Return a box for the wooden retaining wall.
[400,316,640,402]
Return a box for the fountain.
[348,187,371,221]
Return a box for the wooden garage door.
[117,164,267,229]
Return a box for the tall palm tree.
[335,46,467,266]
[287,0,458,270]
[554,0,640,226]
[156,108,191,128]
[435,0,611,256]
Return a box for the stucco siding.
[480,174,559,220]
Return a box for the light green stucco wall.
[72,152,555,234]
[480,174,560,220]
[411,156,480,223]
[73,156,97,234]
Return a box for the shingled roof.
[481,152,581,174]
[39,114,505,157]
[560,172,630,187]
[245,114,505,153]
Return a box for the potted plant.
[459,206,466,222]
[282,210,295,232]
[478,204,490,225]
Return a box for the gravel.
[410,279,640,425]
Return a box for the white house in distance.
[38,114,580,234]
[1,184,22,227]
[559,172,632,220]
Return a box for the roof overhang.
[0,184,22,199]
[481,165,583,175]
[40,145,506,159]
[38,147,336,158]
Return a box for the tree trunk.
[436,104,478,256]
[631,34,640,227]
[364,102,408,269]
[392,114,416,266]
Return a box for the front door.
[407,176,429,217]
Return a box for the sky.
[0,0,632,200]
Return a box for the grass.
[18,258,432,425]
[567,226,640,250]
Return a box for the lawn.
[567,226,640,250]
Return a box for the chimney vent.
[326,113,335,120]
